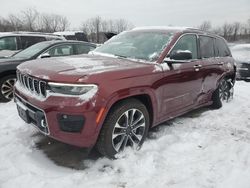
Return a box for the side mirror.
[169,50,192,61]
[39,53,51,59]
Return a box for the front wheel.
[0,75,16,102]
[96,99,150,158]
[211,79,232,109]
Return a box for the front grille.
[17,71,47,98]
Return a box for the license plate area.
[15,96,49,135]
[17,102,31,123]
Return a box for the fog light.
[57,114,85,133]
[41,119,47,128]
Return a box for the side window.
[215,38,231,57]
[199,36,214,58]
[46,44,74,57]
[75,44,95,54]
[0,37,17,50]
[171,34,198,59]
[20,36,46,49]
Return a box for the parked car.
[230,44,250,81]
[0,40,96,102]
[0,32,64,58]
[14,27,236,158]
[54,31,88,42]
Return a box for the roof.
[0,31,64,39]
[132,26,194,31]
[132,26,223,39]
[35,40,97,46]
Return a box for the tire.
[96,98,150,159]
[0,75,17,102]
[211,79,231,109]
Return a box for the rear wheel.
[96,99,150,158]
[211,79,231,109]
[0,75,16,102]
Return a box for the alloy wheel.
[1,78,16,100]
[219,80,230,102]
[112,108,146,152]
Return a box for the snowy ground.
[1,81,250,188]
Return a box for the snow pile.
[230,44,250,62]
[1,81,250,188]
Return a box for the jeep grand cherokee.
[14,27,236,158]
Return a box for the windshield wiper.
[114,54,128,59]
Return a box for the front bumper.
[14,88,102,148]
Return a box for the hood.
[17,54,157,83]
[0,50,18,58]
[0,56,27,64]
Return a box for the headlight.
[48,82,98,96]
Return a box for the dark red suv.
[14,27,236,158]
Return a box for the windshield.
[94,31,174,61]
[13,42,51,59]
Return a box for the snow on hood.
[0,50,18,58]
[17,54,152,82]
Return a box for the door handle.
[217,62,224,66]
[193,65,202,68]
[193,64,202,72]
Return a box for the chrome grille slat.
[16,71,47,98]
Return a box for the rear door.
[198,35,225,102]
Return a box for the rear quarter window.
[215,38,231,57]
[199,36,215,58]
[20,36,46,49]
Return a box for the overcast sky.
[0,0,249,29]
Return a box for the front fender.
[94,87,158,133]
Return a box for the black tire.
[0,75,16,102]
[211,79,231,109]
[96,98,150,159]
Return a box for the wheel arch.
[0,70,17,79]
[96,88,158,133]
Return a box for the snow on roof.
[0,31,64,38]
[132,26,197,31]
[54,31,84,36]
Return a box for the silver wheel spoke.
[131,113,144,127]
[114,122,127,130]
[131,131,142,141]
[132,122,145,131]
[112,132,126,139]
[129,109,136,125]
[115,134,126,152]
[5,91,13,99]
[124,111,129,126]
[128,135,137,149]
[122,135,129,150]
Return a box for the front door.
[158,34,203,121]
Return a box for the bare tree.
[198,21,212,31]
[21,8,39,31]
[8,14,23,31]
[39,13,70,32]
[232,22,241,41]
[81,16,134,43]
